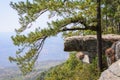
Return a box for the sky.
[0,0,50,32]
[0,0,69,67]
[0,0,20,32]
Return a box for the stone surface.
[82,55,90,63]
[76,51,91,63]
[109,60,120,77]
[64,34,120,52]
[64,34,120,59]
[99,60,120,80]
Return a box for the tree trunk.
[118,23,120,33]
[97,0,103,71]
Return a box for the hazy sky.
[0,0,69,67]
[0,0,49,32]
[0,0,19,32]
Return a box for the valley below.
[0,60,65,80]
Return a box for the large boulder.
[64,34,120,62]
[99,60,120,80]
[64,34,120,52]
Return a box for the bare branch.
[34,36,47,61]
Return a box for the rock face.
[64,34,120,52]
[64,34,120,58]
[76,51,91,63]
[99,60,120,80]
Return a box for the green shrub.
[37,52,101,80]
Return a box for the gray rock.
[76,51,91,63]
[108,59,120,77]
[82,55,90,63]
[99,60,120,80]
[64,34,120,61]
[64,34,120,52]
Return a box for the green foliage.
[103,27,118,34]
[9,0,97,75]
[37,52,100,80]
[101,0,120,33]
[9,0,120,75]
[83,30,96,35]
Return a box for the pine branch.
[60,26,97,32]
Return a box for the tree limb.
[60,26,97,32]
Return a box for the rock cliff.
[64,34,120,52]
[64,34,120,79]
[64,34,120,62]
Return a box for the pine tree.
[102,0,120,33]
[9,0,120,75]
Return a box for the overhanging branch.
[60,26,97,32]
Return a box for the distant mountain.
[0,60,66,80]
